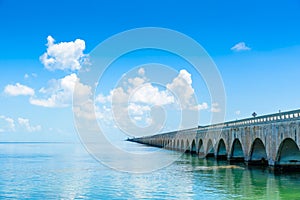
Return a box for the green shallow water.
[0,142,300,199]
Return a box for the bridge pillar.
[268,159,275,166]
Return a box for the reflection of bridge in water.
[131,109,300,171]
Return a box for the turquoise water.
[1,142,300,199]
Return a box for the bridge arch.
[276,138,300,167]
[206,139,214,157]
[198,139,204,157]
[191,139,197,154]
[185,139,190,153]
[176,140,180,150]
[216,139,227,160]
[181,139,184,151]
[230,139,245,162]
[249,138,268,165]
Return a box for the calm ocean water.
[1,142,300,199]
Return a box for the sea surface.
[1,142,300,199]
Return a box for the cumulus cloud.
[95,94,107,104]
[231,42,251,52]
[24,73,37,79]
[0,115,16,132]
[128,77,146,90]
[131,83,174,106]
[4,83,35,96]
[17,117,41,132]
[110,69,175,106]
[167,69,207,111]
[211,103,221,113]
[0,115,42,133]
[92,68,208,131]
[30,73,91,107]
[40,35,88,71]
[138,68,145,76]
[194,102,209,111]
[92,68,172,129]
[128,103,151,116]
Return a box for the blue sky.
[0,0,300,142]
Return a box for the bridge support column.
[268,159,275,166]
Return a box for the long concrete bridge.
[131,109,300,170]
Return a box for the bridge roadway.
[131,109,300,170]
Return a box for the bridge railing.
[199,109,300,131]
[134,109,300,138]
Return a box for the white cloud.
[138,68,145,76]
[4,83,35,96]
[40,35,88,71]
[211,103,221,113]
[109,87,128,104]
[73,99,95,120]
[17,117,41,132]
[231,42,251,52]
[193,102,209,111]
[24,73,38,79]
[128,77,146,90]
[131,83,174,106]
[235,110,241,115]
[133,116,142,121]
[0,115,16,132]
[92,68,208,131]
[102,70,176,127]
[167,69,207,111]
[0,115,42,133]
[93,69,175,128]
[128,103,151,115]
[95,94,107,104]
[30,73,91,107]
[167,70,193,107]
